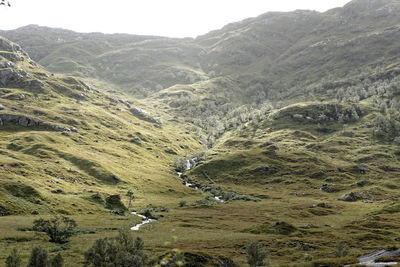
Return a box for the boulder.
[254,165,275,172]
[18,116,36,127]
[0,118,3,126]
[320,184,340,193]
[0,103,5,110]
[338,192,361,202]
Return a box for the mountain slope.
[2,0,400,103]
[0,36,202,216]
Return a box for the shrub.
[50,253,64,267]
[5,248,21,267]
[179,200,187,207]
[246,241,268,267]
[334,242,349,258]
[27,247,48,267]
[33,216,77,244]
[105,194,127,211]
[27,247,64,267]
[84,230,147,267]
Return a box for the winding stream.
[180,159,223,202]
[130,211,155,231]
[130,157,223,231]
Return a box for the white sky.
[0,0,352,38]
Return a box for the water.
[130,211,155,231]
[214,196,224,202]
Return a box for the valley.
[1,0,400,266]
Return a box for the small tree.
[126,189,135,210]
[5,248,21,267]
[246,241,268,267]
[33,216,77,244]
[27,247,49,267]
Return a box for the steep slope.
[0,36,202,216]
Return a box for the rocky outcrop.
[130,107,160,124]
[0,63,43,89]
[0,113,78,132]
[338,192,362,202]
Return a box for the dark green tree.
[246,241,268,267]
[5,248,21,267]
[33,216,77,244]
[84,230,147,267]
[27,247,49,267]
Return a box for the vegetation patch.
[242,221,297,235]
[4,183,43,203]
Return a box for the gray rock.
[0,118,3,126]
[0,69,14,85]
[130,107,160,124]
[338,192,361,202]
[311,203,332,208]
[320,184,340,193]
[8,94,25,100]
[0,103,5,110]
[255,165,273,172]
[260,141,274,147]
[18,117,35,127]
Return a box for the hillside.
[2,0,400,265]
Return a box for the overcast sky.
[0,0,352,38]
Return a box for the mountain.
[2,0,400,265]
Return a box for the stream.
[179,158,224,202]
[130,211,155,231]
[130,158,222,231]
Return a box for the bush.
[105,194,127,211]
[5,248,21,267]
[27,247,49,267]
[179,200,187,207]
[84,230,147,267]
[334,242,349,258]
[246,241,268,267]
[50,253,64,267]
[27,247,64,267]
[33,216,77,244]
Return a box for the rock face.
[0,113,78,132]
[130,107,160,124]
